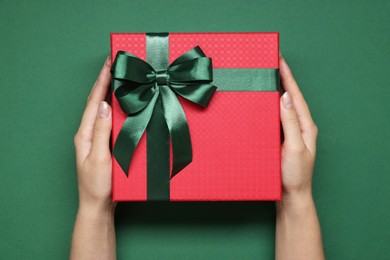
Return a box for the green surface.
[0,0,389,259]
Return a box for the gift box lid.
[110,32,281,202]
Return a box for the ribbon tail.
[113,90,159,176]
[160,87,193,179]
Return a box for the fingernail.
[105,56,111,66]
[98,101,110,118]
[281,92,293,109]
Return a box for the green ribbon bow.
[111,46,217,178]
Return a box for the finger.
[279,53,318,154]
[280,92,305,150]
[75,57,111,160]
[279,54,315,132]
[89,101,112,162]
[87,56,111,102]
[80,57,111,135]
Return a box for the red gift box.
[111,32,281,201]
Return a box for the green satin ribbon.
[111,44,217,179]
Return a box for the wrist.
[277,188,314,211]
[78,200,116,220]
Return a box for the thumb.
[90,101,112,161]
[280,92,304,149]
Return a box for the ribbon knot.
[155,70,169,86]
[111,46,217,178]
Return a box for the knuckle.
[94,125,106,136]
[74,131,89,147]
[89,152,111,165]
[310,123,318,136]
[287,143,306,155]
[74,133,82,146]
[94,121,110,136]
[295,145,306,154]
[287,117,300,127]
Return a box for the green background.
[0,0,389,259]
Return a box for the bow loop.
[170,46,206,66]
[169,83,217,107]
[111,51,156,85]
[114,82,158,115]
[168,57,213,83]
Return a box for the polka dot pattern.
[111,33,146,60]
[110,32,280,201]
[110,32,279,68]
[111,33,147,201]
[170,92,281,201]
[170,32,279,68]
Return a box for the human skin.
[275,54,325,260]
[70,54,324,260]
[70,57,116,260]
